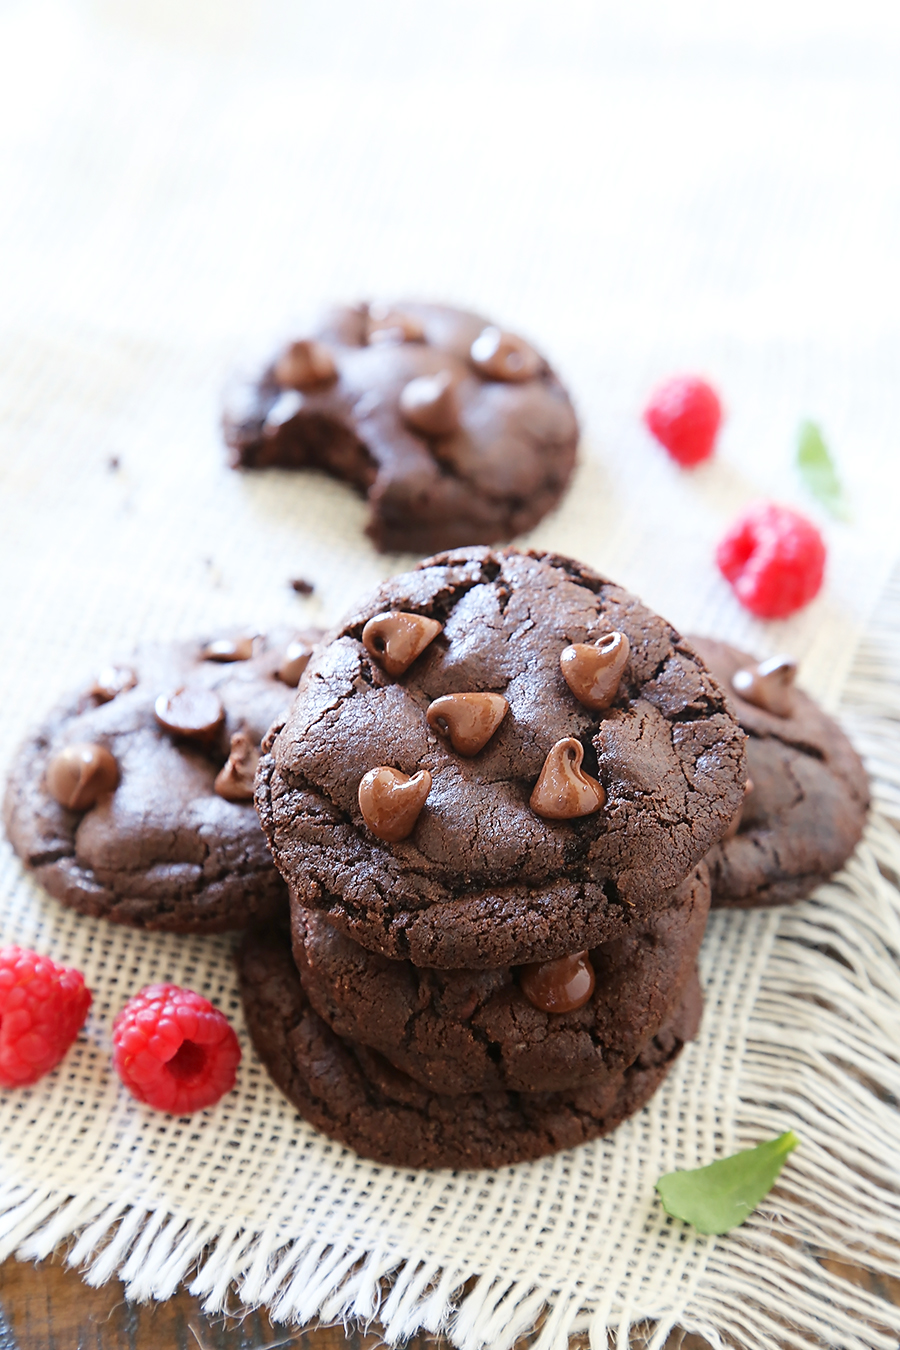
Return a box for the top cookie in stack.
[257,547,747,968]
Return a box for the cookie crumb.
[290,577,314,595]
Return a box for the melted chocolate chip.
[46,742,119,811]
[90,665,137,704]
[530,737,606,819]
[214,731,260,803]
[399,371,459,437]
[519,951,596,1013]
[426,692,508,756]
[274,339,337,391]
[277,637,317,688]
[469,326,541,383]
[358,766,432,842]
[202,637,255,663]
[361,611,443,677]
[367,305,425,345]
[732,656,797,718]
[560,632,630,711]
[154,687,225,742]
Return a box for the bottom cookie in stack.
[237,864,708,1169]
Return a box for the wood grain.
[0,1256,717,1350]
[2,1253,897,1349]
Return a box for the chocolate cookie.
[238,924,702,1170]
[4,630,322,932]
[257,548,746,968]
[291,863,709,1095]
[223,303,579,554]
[689,637,869,908]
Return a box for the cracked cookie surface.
[4,631,321,932]
[223,302,579,554]
[257,548,746,967]
[689,637,869,908]
[291,863,708,1095]
[238,922,702,1169]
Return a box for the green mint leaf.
[656,1131,799,1235]
[796,420,851,520]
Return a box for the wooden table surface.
[0,1255,719,1350]
[2,1252,898,1349]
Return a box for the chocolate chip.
[46,742,119,811]
[277,638,317,688]
[273,339,337,391]
[426,692,508,756]
[530,737,606,819]
[732,655,797,717]
[367,305,425,345]
[519,951,595,1013]
[560,632,630,711]
[469,326,541,383]
[154,687,225,742]
[214,731,260,803]
[90,665,137,704]
[361,611,443,677]
[290,577,314,595]
[358,766,432,842]
[399,371,459,438]
[202,637,255,663]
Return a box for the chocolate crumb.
[290,577,315,595]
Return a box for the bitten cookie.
[223,302,579,554]
[4,629,322,932]
[238,923,702,1170]
[689,636,869,908]
[291,863,709,1095]
[257,548,747,967]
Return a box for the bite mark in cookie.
[223,302,579,554]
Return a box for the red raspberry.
[0,946,91,1087]
[643,375,722,466]
[112,984,240,1114]
[716,501,826,619]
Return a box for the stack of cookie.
[240,547,748,1168]
[3,542,870,1169]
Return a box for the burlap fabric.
[1,3,899,1345]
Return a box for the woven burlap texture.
[2,3,900,1346]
